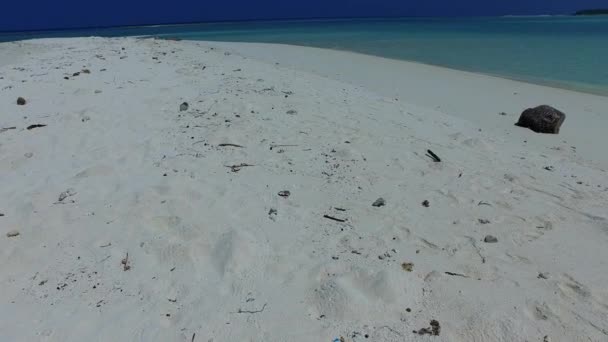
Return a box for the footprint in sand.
[308,267,420,321]
[211,230,263,279]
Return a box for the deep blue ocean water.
[2,16,607,95]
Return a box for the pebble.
[24,152,33,158]
[422,200,430,207]
[401,262,414,272]
[58,188,77,202]
[94,90,102,94]
[6,230,20,238]
[179,102,189,112]
[484,235,498,243]
[278,190,291,198]
[17,97,26,105]
[372,198,386,207]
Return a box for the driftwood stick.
[426,149,441,162]
[218,143,244,148]
[323,214,347,223]
[444,271,468,278]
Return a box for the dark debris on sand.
[414,320,441,336]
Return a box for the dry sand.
[1,37,607,341]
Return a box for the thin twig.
[323,215,347,223]
[98,255,111,263]
[26,124,47,130]
[218,143,244,148]
[444,271,468,278]
[377,326,403,337]
[270,144,298,150]
[237,303,267,314]
[426,149,441,162]
[225,163,255,172]
[0,127,16,133]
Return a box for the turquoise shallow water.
[2,17,608,95]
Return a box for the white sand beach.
[1,37,607,341]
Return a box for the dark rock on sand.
[372,198,386,207]
[414,319,441,336]
[17,97,26,105]
[180,102,189,112]
[515,105,566,134]
[484,235,498,243]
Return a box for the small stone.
[24,152,33,158]
[372,198,386,207]
[484,235,498,243]
[422,200,430,207]
[82,69,91,74]
[58,188,77,202]
[94,90,102,94]
[538,272,549,279]
[6,230,19,238]
[286,110,297,115]
[278,190,291,198]
[478,219,491,225]
[401,262,414,272]
[17,97,26,105]
[72,72,80,77]
[179,102,189,112]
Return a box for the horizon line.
[0,13,577,35]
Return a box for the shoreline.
[199,40,608,97]
[3,17,607,98]
[1,37,607,341]
[205,40,608,168]
[5,33,607,97]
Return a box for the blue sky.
[2,0,606,31]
